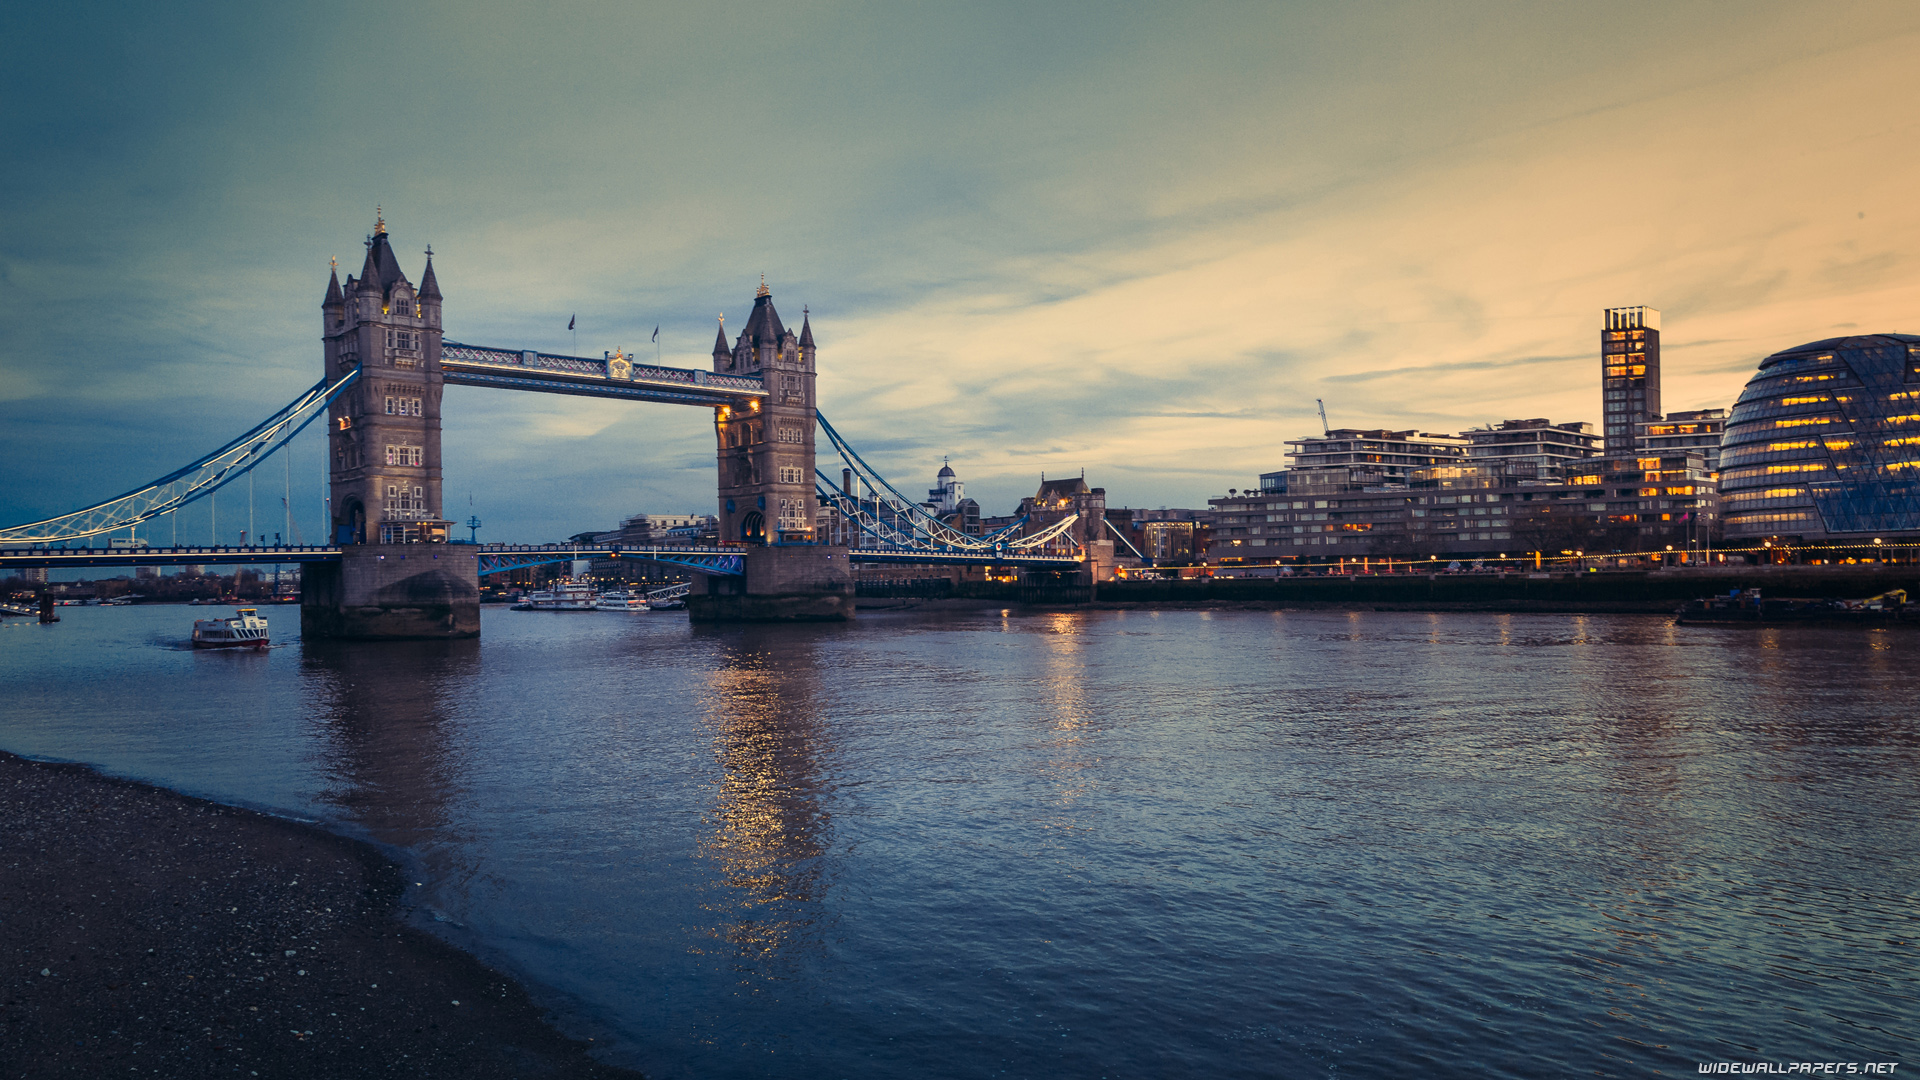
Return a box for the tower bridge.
[0,216,1099,636]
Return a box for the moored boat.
[595,590,651,611]
[192,607,270,650]
[1676,588,1916,626]
[513,580,599,611]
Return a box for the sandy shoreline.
[0,751,641,1078]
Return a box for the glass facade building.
[1720,334,1920,541]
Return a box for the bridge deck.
[0,544,1082,572]
[440,343,765,406]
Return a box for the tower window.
[777,497,808,531]
[385,445,423,466]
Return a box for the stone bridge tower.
[695,281,852,621]
[322,212,447,546]
[711,281,817,545]
[304,213,478,639]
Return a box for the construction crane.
[1316,399,1330,435]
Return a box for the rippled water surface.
[3,604,1916,1077]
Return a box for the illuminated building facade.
[1207,454,1715,563]
[1636,408,1726,476]
[1280,429,1470,487]
[1602,306,1661,455]
[1464,419,1598,480]
[1719,334,1920,542]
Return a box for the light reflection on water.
[1,605,1917,1078]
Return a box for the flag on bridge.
[651,325,659,342]
[567,314,575,330]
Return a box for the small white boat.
[595,590,651,611]
[192,607,270,650]
[514,580,599,611]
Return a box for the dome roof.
[937,463,956,478]
[1757,333,1920,366]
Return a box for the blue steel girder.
[0,545,343,570]
[847,548,1081,569]
[475,545,744,577]
[440,342,764,407]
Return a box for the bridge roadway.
[0,543,1082,574]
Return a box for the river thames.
[2,604,1914,1077]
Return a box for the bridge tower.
[302,213,479,639]
[693,282,853,621]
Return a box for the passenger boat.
[595,590,651,611]
[192,607,270,650]
[513,580,599,611]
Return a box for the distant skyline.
[6,2,1920,542]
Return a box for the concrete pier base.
[301,545,481,640]
[688,544,855,623]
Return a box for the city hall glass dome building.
[1720,334,1920,542]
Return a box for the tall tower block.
[303,214,478,639]
[1601,306,1661,456]
[694,281,852,621]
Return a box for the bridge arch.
[739,510,765,544]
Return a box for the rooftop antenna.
[1317,399,1331,436]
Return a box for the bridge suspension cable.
[813,412,1079,555]
[0,370,360,545]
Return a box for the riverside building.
[1719,334,1920,545]
[1275,429,1470,489]
[1636,408,1726,476]
[1602,306,1661,455]
[1463,419,1599,480]
[1208,453,1717,566]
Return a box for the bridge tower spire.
[304,217,477,639]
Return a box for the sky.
[5,1,1920,543]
